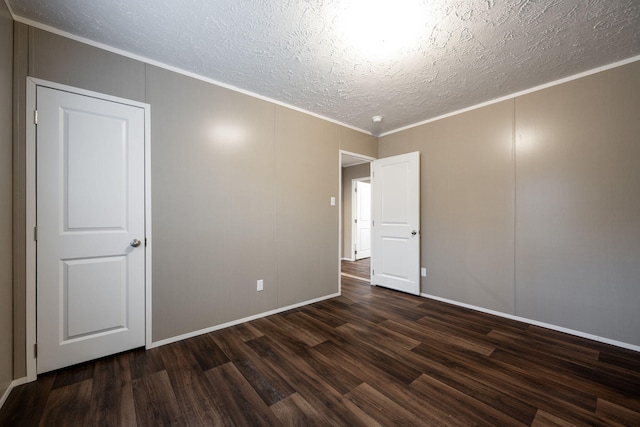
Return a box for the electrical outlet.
[421,268,426,277]
[257,279,264,291]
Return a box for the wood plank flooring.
[2,275,640,426]
[341,258,370,281]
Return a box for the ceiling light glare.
[337,0,429,59]
[209,123,248,149]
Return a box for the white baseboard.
[0,377,28,410]
[421,293,640,353]
[341,257,355,262]
[340,273,371,283]
[149,292,340,349]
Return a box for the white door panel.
[66,111,128,230]
[371,152,420,295]
[37,86,146,374]
[380,166,410,224]
[64,256,128,339]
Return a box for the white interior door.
[371,152,420,295]
[36,85,146,374]
[355,180,371,260]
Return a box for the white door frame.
[24,77,152,381]
[338,150,375,292]
[351,177,371,260]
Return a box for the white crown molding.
[381,54,640,137]
[9,13,373,137]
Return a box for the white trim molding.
[25,79,36,381]
[421,292,640,353]
[340,273,371,283]
[148,292,340,349]
[0,377,28,410]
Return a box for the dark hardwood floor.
[341,258,370,281]
[2,275,640,426]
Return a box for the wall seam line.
[512,98,517,317]
[274,106,279,309]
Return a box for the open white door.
[36,85,146,373]
[371,152,420,295]
[354,181,371,259]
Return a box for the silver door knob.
[411,230,418,236]
[130,239,142,248]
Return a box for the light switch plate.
[330,196,336,206]
[421,268,426,277]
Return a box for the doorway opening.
[339,151,374,284]
[339,150,421,296]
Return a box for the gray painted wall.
[275,107,342,308]
[147,66,279,339]
[30,27,146,102]
[0,1,14,397]
[339,128,377,159]
[380,60,640,346]
[514,62,640,344]
[11,26,377,374]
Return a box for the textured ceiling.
[7,0,640,136]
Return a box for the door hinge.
[372,269,375,276]
[355,250,357,255]
[33,226,37,241]
[354,219,357,223]
[34,343,37,358]
[145,237,147,247]
[34,110,38,125]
